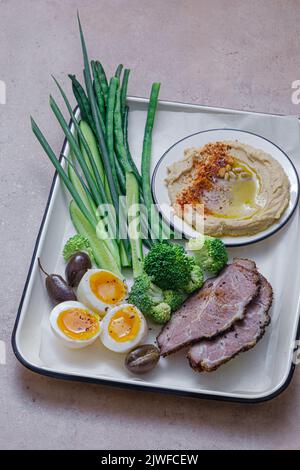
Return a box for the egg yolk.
[57,308,99,340]
[108,306,141,343]
[90,271,126,304]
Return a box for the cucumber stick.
[126,172,143,278]
[79,120,113,205]
[68,159,121,268]
[67,151,98,224]
[79,120,105,181]
[70,200,122,278]
[73,123,120,263]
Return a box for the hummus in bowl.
[165,141,291,237]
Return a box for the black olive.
[65,252,92,287]
[125,344,160,374]
[38,258,76,305]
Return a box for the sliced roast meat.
[188,274,272,372]
[233,258,257,271]
[157,261,260,357]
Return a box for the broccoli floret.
[184,262,204,293]
[63,234,94,262]
[143,242,192,290]
[151,303,172,324]
[187,235,228,274]
[128,273,171,324]
[163,290,187,312]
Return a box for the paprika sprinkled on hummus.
[165,140,290,237]
[176,142,234,209]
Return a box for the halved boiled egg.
[100,304,148,353]
[50,301,101,349]
[77,269,127,317]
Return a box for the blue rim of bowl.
[151,128,300,247]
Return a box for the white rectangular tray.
[12,97,300,403]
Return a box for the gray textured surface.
[1,0,300,450]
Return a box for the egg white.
[50,300,101,349]
[100,303,148,353]
[77,269,127,316]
